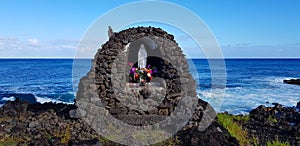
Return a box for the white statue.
[138,44,147,69]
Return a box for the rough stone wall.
[74,27,238,145]
[77,27,201,124]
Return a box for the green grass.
[151,136,181,146]
[217,113,250,145]
[233,115,249,123]
[0,129,31,146]
[252,136,259,146]
[267,116,278,123]
[50,125,72,144]
[0,137,31,146]
[0,138,18,146]
[60,125,71,144]
[266,137,289,146]
[98,136,110,144]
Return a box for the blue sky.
[0,0,299,58]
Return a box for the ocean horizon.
[0,58,299,115]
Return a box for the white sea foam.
[265,76,296,85]
[0,94,74,108]
[2,96,16,101]
[0,96,16,108]
[198,78,300,115]
[35,95,73,105]
[198,89,226,113]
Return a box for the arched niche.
[126,37,164,84]
[127,37,162,67]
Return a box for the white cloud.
[49,39,78,49]
[1,35,298,58]
[59,45,77,49]
[28,38,39,45]
[0,37,18,44]
[0,37,79,58]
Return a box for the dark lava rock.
[283,78,300,86]
[68,138,101,146]
[1,98,237,145]
[0,98,28,117]
[176,122,238,146]
[244,102,300,145]
[0,98,98,146]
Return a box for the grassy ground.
[216,113,290,146]
[217,113,250,145]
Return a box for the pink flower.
[128,62,133,67]
[129,67,136,74]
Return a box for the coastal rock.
[0,99,98,145]
[2,99,299,145]
[283,78,300,86]
[176,122,238,146]
[244,102,300,145]
[69,138,101,146]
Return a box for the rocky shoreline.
[1,98,300,145]
[245,102,300,145]
[1,27,299,145]
[0,98,238,146]
[0,98,100,146]
[218,102,300,146]
[283,79,300,86]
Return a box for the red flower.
[134,73,139,80]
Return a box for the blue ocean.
[0,59,299,114]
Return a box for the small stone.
[139,104,148,111]
[34,134,41,139]
[28,121,36,128]
[4,126,11,133]
[100,85,105,91]
[158,109,169,116]
[69,109,83,119]
[217,127,222,133]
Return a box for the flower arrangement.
[128,62,157,85]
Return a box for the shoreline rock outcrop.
[1,97,300,145]
[218,102,300,145]
[0,98,239,146]
[283,78,300,86]
[0,99,100,146]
